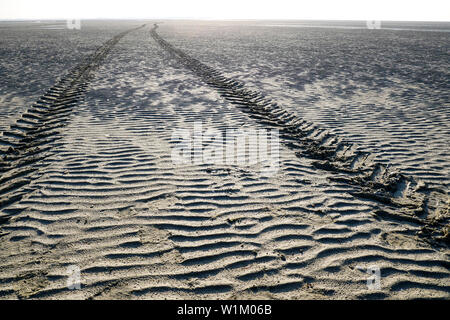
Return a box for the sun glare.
[0,0,449,21]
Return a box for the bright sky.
[0,0,449,21]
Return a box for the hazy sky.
[0,0,449,21]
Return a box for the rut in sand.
[150,23,449,246]
[0,24,146,219]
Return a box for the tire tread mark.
[0,24,146,217]
[150,24,448,246]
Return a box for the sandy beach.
[0,20,448,299]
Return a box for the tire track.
[0,24,146,218]
[150,24,449,247]
[0,27,448,298]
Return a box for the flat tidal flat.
[0,20,449,299]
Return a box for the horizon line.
[1,18,450,23]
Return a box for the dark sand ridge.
[0,23,448,299]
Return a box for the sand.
[0,20,448,300]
